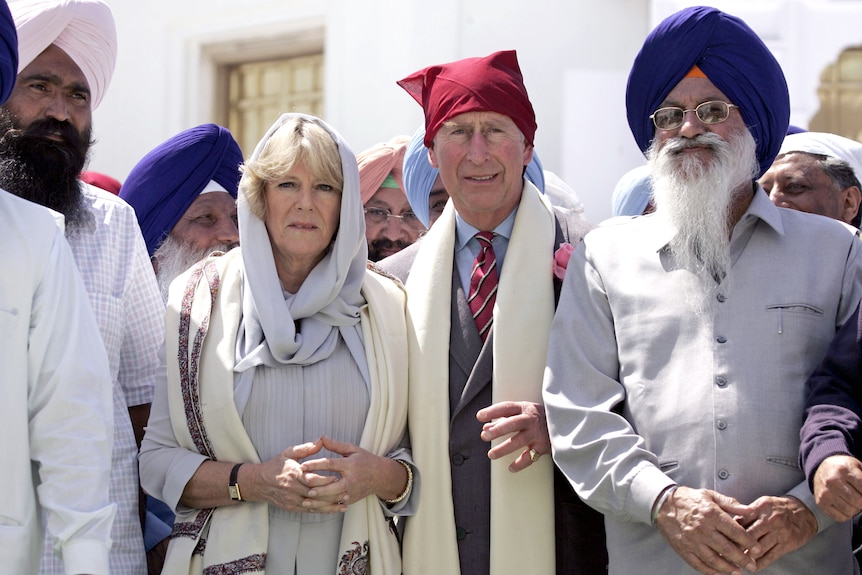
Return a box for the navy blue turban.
[0,0,17,105]
[120,124,242,256]
[626,6,789,178]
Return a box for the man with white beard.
[120,124,242,301]
[118,124,240,572]
[543,6,862,575]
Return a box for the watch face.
[229,484,241,501]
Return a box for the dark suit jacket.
[379,206,607,575]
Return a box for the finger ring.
[337,500,345,506]
[307,507,315,513]
[528,448,541,463]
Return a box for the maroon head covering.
[397,50,537,148]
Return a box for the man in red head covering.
[379,50,603,575]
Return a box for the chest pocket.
[765,303,823,335]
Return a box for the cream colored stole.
[403,181,556,575]
[163,250,267,575]
[162,250,407,575]
[336,269,408,575]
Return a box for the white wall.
[86,0,862,223]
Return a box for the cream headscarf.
[234,113,369,404]
[10,0,117,109]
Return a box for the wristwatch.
[228,463,244,501]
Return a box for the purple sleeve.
[800,301,862,487]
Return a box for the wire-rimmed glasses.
[364,207,426,232]
[650,101,738,131]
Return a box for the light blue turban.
[403,125,547,228]
[611,164,653,217]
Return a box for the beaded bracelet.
[384,460,413,505]
[651,485,678,527]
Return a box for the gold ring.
[528,448,541,463]
[337,500,345,506]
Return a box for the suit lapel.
[456,330,494,418]
[449,268,480,379]
[449,270,493,418]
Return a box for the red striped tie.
[468,231,498,341]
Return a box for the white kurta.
[0,190,115,575]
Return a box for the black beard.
[367,237,411,262]
[0,108,92,230]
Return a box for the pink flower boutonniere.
[553,242,574,281]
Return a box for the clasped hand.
[256,436,392,514]
[656,486,818,574]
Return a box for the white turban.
[778,131,862,183]
[10,0,116,110]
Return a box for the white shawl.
[402,181,556,575]
[162,251,407,574]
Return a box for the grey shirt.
[544,189,862,574]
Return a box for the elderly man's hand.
[477,401,550,472]
[812,454,862,522]
[737,495,818,571]
[656,486,760,575]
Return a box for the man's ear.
[428,144,439,169]
[523,144,534,168]
[841,185,861,225]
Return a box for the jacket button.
[452,453,465,466]
[717,469,730,480]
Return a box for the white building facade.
[90,0,862,222]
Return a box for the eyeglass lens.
[364,208,425,231]
[651,101,733,130]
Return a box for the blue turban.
[611,164,652,217]
[626,6,789,178]
[0,0,17,105]
[120,124,242,256]
[403,125,547,228]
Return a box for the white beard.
[152,234,236,302]
[647,129,758,309]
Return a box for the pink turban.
[397,50,537,148]
[11,0,117,110]
[356,135,410,205]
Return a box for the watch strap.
[228,463,243,501]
